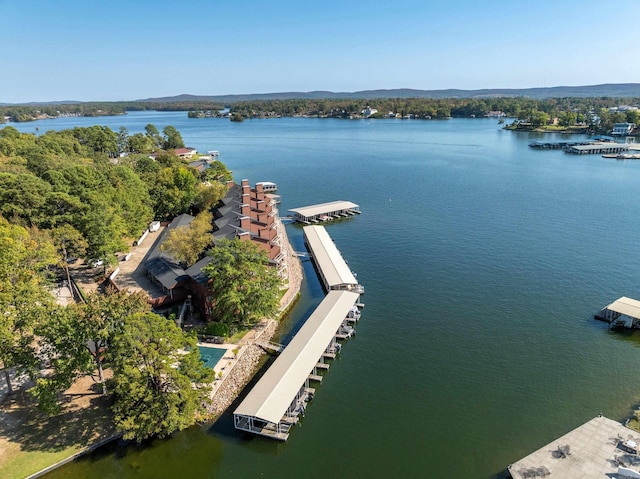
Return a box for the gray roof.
[143,213,195,290]
[185,256,211,283]
[234,290,360,424]
[145,257,187,290]
[219,184,242,207]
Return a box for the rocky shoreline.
[205,217,302,420]
[207,320,277,418]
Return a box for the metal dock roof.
[290,200,359,218]
[233,290,360,424]
[303,225,358,289]
[604,296,640,319]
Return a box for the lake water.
[9,113,640,478]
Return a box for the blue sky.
[1,0,638,103]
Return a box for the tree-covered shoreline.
[0,123,247,442]
[4,96,640,137]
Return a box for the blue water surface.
[10,112,640,479]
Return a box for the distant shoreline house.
[361,106,378,118]
[143,179,284,321]
[611,122,636,136]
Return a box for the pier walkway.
[290,200,360,224]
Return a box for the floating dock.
[565,142,630,155]
[595,296,640,329]
[529,141,597,150]
[509,416,640,479]
[290,200,360,224]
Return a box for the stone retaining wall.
[207,319,278,418]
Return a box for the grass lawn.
[0,376,116,479]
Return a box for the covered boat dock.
[233,290,361,441]
[290,200,360,224]
[565,143,630,155]
[595,296,640,328]
[303,225,364,294]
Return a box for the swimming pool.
[198,346,226,369]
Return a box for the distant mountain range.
[136,84,640,103]
[2,84,639,106]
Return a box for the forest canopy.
[0,124,227,265]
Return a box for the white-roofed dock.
[303,225,364,294]
[566,142,630,155]
[595,296,640,328]
[233,290,361,441]
[290,200,360,224]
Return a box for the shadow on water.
[206,356,288,458]
[491,470,513,479]
[606,327,640,348]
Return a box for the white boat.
[256,181,278,192]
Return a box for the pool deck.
[198,343,237,378]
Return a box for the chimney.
[226,180,235,190]
[240,217,250,230]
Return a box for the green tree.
[530,110,550,127]
[194,182,227,211]
[162,125,185,150]
[203,160,233,183]
[116,126,129,154]
[110,312,214,441]
[558,111,577,127]
[626,110,640,124]
[73,290,150,395]
[51,224,88,287]
[145,123,163,149]
[202,238,280,331]
[0,172,52,226]
[81,199,128,267]
[0,218,57,394]
[30,306,92,414]
[161,211,213,266]
[31,290,150,413]
[127,133,153,154]
[105,165,154,236]
[151,166,198,219]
